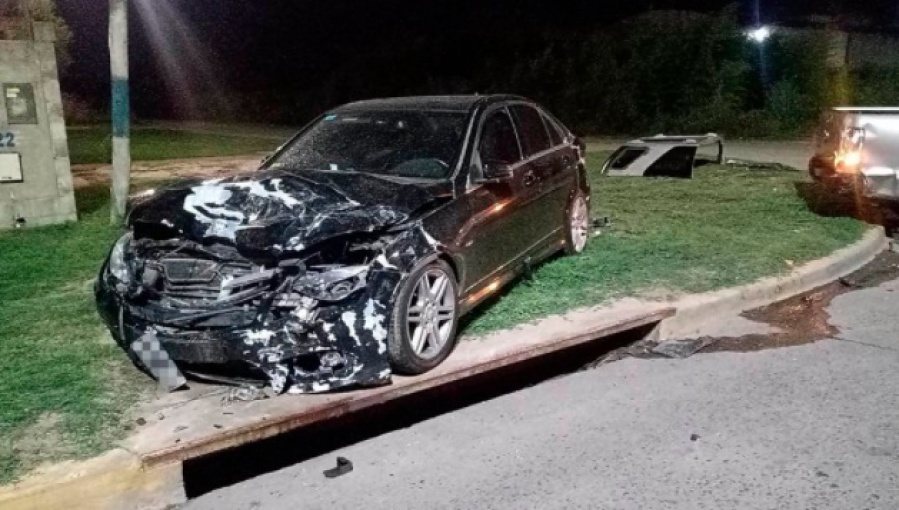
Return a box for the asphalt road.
[183,271,899,509]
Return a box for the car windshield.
[269,110,469,179]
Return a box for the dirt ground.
[71,155,262,189]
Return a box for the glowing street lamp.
[746,25,772,44]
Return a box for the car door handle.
[562,156,572,167]
[523,170,537,187]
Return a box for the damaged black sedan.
[96,95,591,394]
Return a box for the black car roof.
[332,95,527,114]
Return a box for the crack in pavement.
[832,335,899,355]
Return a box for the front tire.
[388,260,459,375]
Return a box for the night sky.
[55,0,899,122]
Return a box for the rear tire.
[388,260,459,375]
[564,191,590,255]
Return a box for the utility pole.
[109,0,130,224]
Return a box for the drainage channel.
[181,322,658,498]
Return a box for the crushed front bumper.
[96,269,400,394]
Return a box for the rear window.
[608,147,648,169]
[644,147,696,178]
[511,105,552,157]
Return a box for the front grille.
[152,256,272,304]
[160,258,220,285]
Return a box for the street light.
[746,25,772,44]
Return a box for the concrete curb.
[0,450,183,510]
[0,228,886,510]
[659,227,888,340]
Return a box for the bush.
[478,6,848,138]
[488,8,752,137]
[852,68,899,106]
[766,81,810,136]
[62,93,104,125]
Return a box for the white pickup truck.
[809,107,899,202]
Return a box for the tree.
[0,0,72,69]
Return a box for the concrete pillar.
[0,21,77,229]
[109,0,131,224]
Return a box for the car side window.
[541,112,564,147]
[510,104,552,157]
[479,109,522,166]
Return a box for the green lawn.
[0,154,867,483]
[68,127,280,165]
[0,186,146,484]
[464,154,867,333]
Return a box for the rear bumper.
[809,156,852,186]
[860,167,899,202]
[808,157,899,201]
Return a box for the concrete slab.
[122,299,674,468]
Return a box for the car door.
[508,103,565,247]
[454,106,533,296]
[538,108,579,224]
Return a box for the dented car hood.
[128,168,448,253]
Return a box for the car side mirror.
[483,161,514,181]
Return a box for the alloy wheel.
[406,268,456,360]
[570,195,589,253]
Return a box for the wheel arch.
[437,252,461,284]
[389,251,462,303]
[386,252,461,374]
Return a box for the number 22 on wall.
[0,132,16,148]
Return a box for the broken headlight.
[108,233,134,283]
[294,265,368,302]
